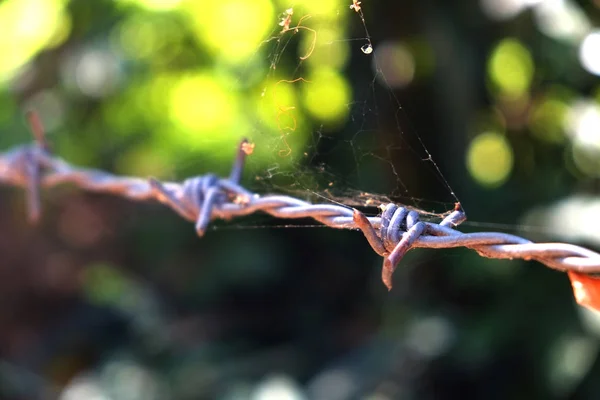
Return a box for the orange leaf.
[568,271,600,311]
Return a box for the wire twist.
[1,118,600,290]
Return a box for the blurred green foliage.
[1,0,600,399]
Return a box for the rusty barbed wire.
[1,115,600,290]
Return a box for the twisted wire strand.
[1,131,600,290]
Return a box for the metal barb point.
[355,205,433,289]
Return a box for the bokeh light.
[74,49,123,98]
[480,0,540,21]
[528,88,572,144]
[252,77,311,160]
[466,131,514,187]
[168,72,241,147]
[116,14,185,63]
[115,142,175,178]
[257,77,304,132]
[301,27,350,70]
[0,0,69,83]
[82,263,130,307]
[184,0,274,63]
[116,0,183,12]
[2,1,600,399]
[547,335,599,396]
[488,38,534,98]
[296,0,340,16]
[373,41,416,89]
[566,100,600,177]
[533,0,590,43]
[22,89,66,134]
[101,358,167,400]
[306,369,357,400]
[302,68,351,128]
[523,195,600,245]
[404,316,454,359]
[251,375,306,400]
[60,375,110,400]
[571,142,600,178]
[579,31,600,76]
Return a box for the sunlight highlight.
[185,0,274,63]
[0,0,69,83]
[579,31,600,76]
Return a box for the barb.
[1,116,600,290]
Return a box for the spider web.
[226,1,461,227]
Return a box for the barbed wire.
[2,113,600,290]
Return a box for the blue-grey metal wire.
[1,134,600,290]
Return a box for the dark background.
[1,0,600,399]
